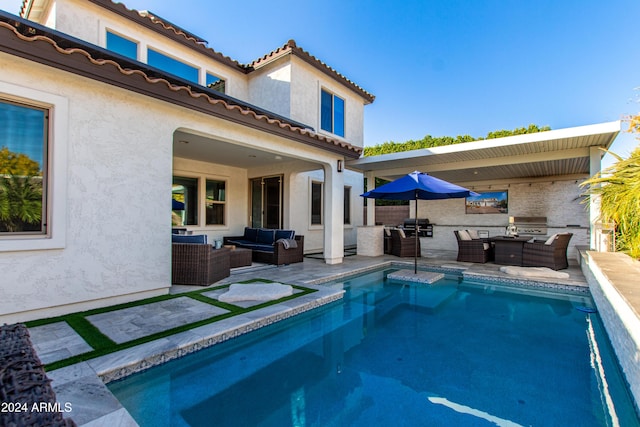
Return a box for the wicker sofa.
[454,230,493,263]
[224,227,304,265]
[171,234,230,285]
[522,232,573,270]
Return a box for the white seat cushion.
[467,229,479,239]
[545,233,558,245]
[457,230,472,240]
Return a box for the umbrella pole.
[414,196,418,274]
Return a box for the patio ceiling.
[347,121,621,185]
[173,130,298,168]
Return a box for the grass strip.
[186,293,241,312]
[39,281,319,371]
[64,314,116,351]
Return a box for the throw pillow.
[544,233,558,245]
[257,228,276,245]
[243,227,258,242]
[457,230,472,240]
[467,229,479,240]
[384,228,391,237]
[172,234,207,244]
[398,228,406,239]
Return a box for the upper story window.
[206,73,226,94]
[0,100,48,235]
[106,31,138,60]
[321,89,345,137]
[148,48,199,83]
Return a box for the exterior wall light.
[337,159,343,172]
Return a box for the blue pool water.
[109,270,640,426]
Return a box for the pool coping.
[46,261,603,426]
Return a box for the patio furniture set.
[454,230,573,270]
[171,228,304,286]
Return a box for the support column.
[323,162,344,264]
[589,146,601,250]
[365,171,376,227]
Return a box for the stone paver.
[86,297,228,344]
[29,321,94,364]
[387,270,445,284]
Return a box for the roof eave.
[350,121,622,168]
[0,16,362,159]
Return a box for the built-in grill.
[511,216,548,236]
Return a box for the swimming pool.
[109,269,640,426]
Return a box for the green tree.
[0,147,41,176]
[0,147,43,232]
[581,117,640,259]
[0,175,43,232]
[363,124,551,156]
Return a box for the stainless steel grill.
[511,216,548,235]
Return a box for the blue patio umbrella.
[361,171,478,274]
[172,198,185,210]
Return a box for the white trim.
[172,170,229,230]
[351,121,622,167]
[0,82,68,252]
[103,28,141,60]
[319,86,347,139]
[343,185,352,225]
[309,179,323,227]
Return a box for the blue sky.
[2,0,638,167]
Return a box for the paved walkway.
[30,252,591,426]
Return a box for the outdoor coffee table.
[229,247,252,268]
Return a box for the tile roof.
[85,0,248,72]
[79,1,375,103]
[0,13,362,158]
[250,39,375,104]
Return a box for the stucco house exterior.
[0,0,374,323]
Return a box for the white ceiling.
[173,130,297,168]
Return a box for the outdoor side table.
[229,247,252,268]
[493,236,531,266]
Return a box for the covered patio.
[347,121,621,259]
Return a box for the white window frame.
[344,186,352,225]
[310,180,323,227]
[319,87,346,138]
[205,178,226,226]
[0,82,68,252]
[104,29,140,60]
[172,172,229,230]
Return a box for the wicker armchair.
[390,229,420,257]
[454,230,493,263]
[172,243,230,285]
[522,233,573,270]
